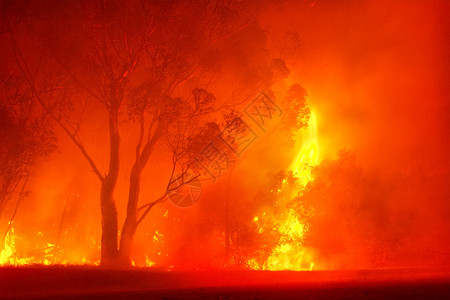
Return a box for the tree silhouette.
[300,150,405,269]
[4,0,289,266]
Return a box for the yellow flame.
[145,255,155,268]
[0,226,32,266]
[263,209,313,271]
[291,110,319,185]
[266,244,315,271]
[0,228,16,265]
[249,109,319,271]
[0,224,101,266]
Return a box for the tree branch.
[11,33,105,181]
[52,54,109,109]
[136,156,200,225]
[136,194,167,225]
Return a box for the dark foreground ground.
[0,267,449,299]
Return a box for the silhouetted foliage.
[282,84,310,145]
[300,150,407,268]
[0,75,56,217]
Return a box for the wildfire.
[0,224,33,266]
[1,110,320,270]
[0,220,169,268]
[249,110,319,271]
[291,111,320,184]
[0,222,100,267]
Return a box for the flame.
[1,110,320,270]
[0,227,17,265]
[257,208,315,271]
[291,110,320,184]
[0,222,101,267]
[0,224,32,266]
[0,221,164,268]
[145,255,155,268]
[248,109,319,271]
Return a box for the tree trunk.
[119,164,140,266]
[100,178,119,266]
[100,106,121,267]
[118,123,162,266]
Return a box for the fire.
[1,110,320,270]
[0,224,32,266]
[0,227,16,265]
[145,255,155,268]
[0,222,100,267]
[291,111,320,184]
[248,110,319,271]
[264,208,315,271]
[0,219,164,268]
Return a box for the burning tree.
[195,86,313,270]
[3,0,294,266]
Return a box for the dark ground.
[0,267,449,299]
